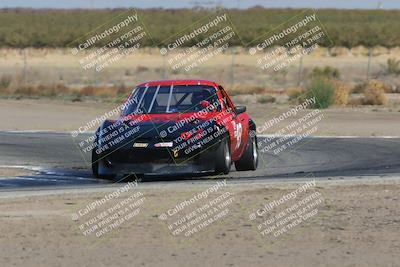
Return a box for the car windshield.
[122,85,220,115]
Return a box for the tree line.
[0,7,398,48]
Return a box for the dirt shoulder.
[1,98,399,136]
[0,178,399,267]
[0,167,37,177]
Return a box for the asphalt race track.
[0,131,399,188]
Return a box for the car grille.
[107,148,174,164]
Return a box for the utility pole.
[163,53,167,79]
[22,49,27,84]
[297,55,303,86]
[230,0,240,86]
[367,47,372,81]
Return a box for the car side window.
[220,93,228,109]
[219,86,234,112]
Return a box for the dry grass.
[352,79,393,94]
[286,87,304,101]
[256,95,276,104]
[6,84,69,97]
[386,58,400,74]
[0,74,12,88]
[347,98,363,106]
[0,71,131,100]
[80,86,124,97]
[330,47,351,57]
[334,82,351,106]
[0,77,131,102]
[228,85,267,96]
[339,80,389,106]
[362,81,388,105]
[1,47,400,97]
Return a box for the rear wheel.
[235,131,258,171]
[92,148,116,180]
[215,137,231,174]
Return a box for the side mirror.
[235,106,246,114]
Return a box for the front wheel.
[92,148,116,180]
[214,137,231,174]
[235,131,258,171]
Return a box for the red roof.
[137,79,219,87]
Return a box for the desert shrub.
[80,86,96,96]
[0,74,12,89]
[286,87,304,101]
[369,79,392,93]
[352,79,392,94]
[303,79,335,109]
[81,85,130,97]
[334,83,350,106]
[81,86,103,96]
[362,81,388,105]
[352,83,366,93]
[0,81,131,101]
[229,86,265,96]
[36,85,56,97]
[71,92,83,102]
[34,84,68,97]
[116,85,131,95]
[14,85,38,96]
[55,84,70,94]
[386,58,400,74]
[110,85,131,103]
[136,66,149,73]
[4,73,23,93]
[111,93,130,104]
[248,86,267,94]
[347,97,363,106]
[309,66,340,80]
[11,84,71,97]
[394,84,400,93]
[257,95,276,104]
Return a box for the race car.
[92,79,258,179]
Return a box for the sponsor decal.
[133,143,148,148]
[155,142,173,148]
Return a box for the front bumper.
[102,146,217,175]
[96,119,227,175]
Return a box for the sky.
[0,0,399,9]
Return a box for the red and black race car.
[92,79,258,179]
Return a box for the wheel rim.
[252,137,258,167]
[225,141,231,169]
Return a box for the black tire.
[215,137,231,174]
[235,131,258,171]
[92,148,116,180]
